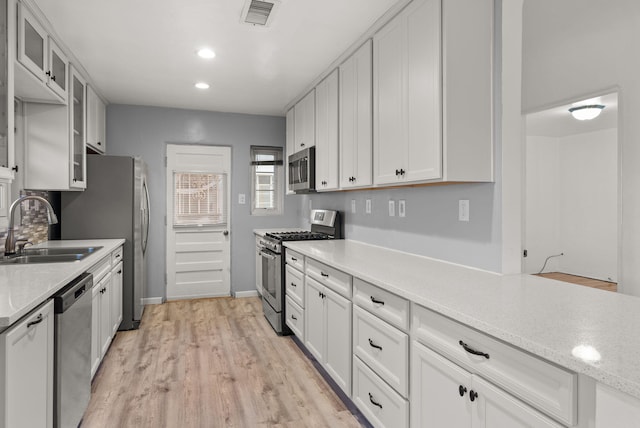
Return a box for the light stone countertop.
[284,239,640,400]
[0,239,125,329]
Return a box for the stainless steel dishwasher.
[54,272,93,428]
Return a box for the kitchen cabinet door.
[69,66,87,189]
[91,281,101,378]
[473,376,562,428]
[412,340,473,428]
[17,3,48,84]
[99,273,113,358]
[87,85,107,154]
[373,0,442,186]
[324,286,352,396]
[304,276,325,363]
[47,38,68,100]
[339,40,372,189]
[0,300,54,428]
[285,108,295,194]
[294,90,315,151]
[111,261,123,335]
[315,69,339,191]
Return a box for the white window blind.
[173,172,227,226]
[251,146,283,215]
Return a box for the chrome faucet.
[4,195,58,256]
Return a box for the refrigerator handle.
[142,179,150,255]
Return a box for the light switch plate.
[389,200,395,217]
[459,200,470,222]
[365,199,372,214]
[238,193,246,204]
[351,199,356,214]
[398,200,406,217]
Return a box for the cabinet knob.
[51,75,56,82]
[400,168,405,176]
[301,143,305,147]
[395,169,400,176]
[469,390,478,402]
[11,165,18,172]
[97,142,102,146]
[458,385,467,397]
[46,70,51,77]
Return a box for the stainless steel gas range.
[259,209,342,335]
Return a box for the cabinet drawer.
[412,304,577,426]
[306,258,352,298]
[353,356,408,428]
[285,249,305,271]
[111,246,123,265]
[353,305,408,397]
[285,265,305,308]
[285,296,304,341]
[88,256,111,284]
[353,278,409,331]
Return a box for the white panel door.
[315,69,339,191]
[324,286,352,396]
[304,276,325,362]
[412,341,473,428]
[166,144,231,300]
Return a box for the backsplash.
[0,190,53,252]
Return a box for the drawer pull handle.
[370,296,385,305]
[368,393,383,409]
[459,340,490,359]
[469,390,478,402]
[458,385,467,397]
[291,257,297,261]
[291,315,297,321]
[368,338,383,351]
[320,272,329,278]
[27,314,43,328]
[291,282,297,287]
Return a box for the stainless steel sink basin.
[22,246,103,256]
[0,246,103,265]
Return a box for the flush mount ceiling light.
[197,48,216,59]
[568,104,605,121]
[195,82,210,89]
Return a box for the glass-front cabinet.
[69,66,86,189]
[0,0,14,181]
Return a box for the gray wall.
[107,104,300,300]
[299,183,501,273]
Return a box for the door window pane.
[173,172,227,226]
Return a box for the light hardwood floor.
[536,272,617,292]
[82,297,362,428]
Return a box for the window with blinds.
[251,146,283,215]
[173,172,227,226]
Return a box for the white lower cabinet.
[285,296,304,340]
[304,275,352,396]
[353,356,408,428]
[0,300,54,428]
[411,340,562,428]
[255,235,263,294]
[110,261,123,336]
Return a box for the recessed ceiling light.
[197,48,216,59]
[195,82,210,89]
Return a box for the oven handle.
[260,251,277,261]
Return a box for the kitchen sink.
[0,246,103,265]
[22,246,103,256]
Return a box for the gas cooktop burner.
[265,231,332,241]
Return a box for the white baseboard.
[234,290,260,298]
[142,297,164,305]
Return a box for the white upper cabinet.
[69,66,87,189]
[374,0,442,186]
[339,39,372,189]
[285,108,295,194]
[16,2,68,104]
[315,69,339,191]
[0,4,13,181]
[293,90,315,151]
[86,85,107,154]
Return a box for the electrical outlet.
[238,193,246,204]
[365,199,372,214]
[398,200,406,217]
[351,199,356,214]
[459,200,470,222]
[388,200,395,217]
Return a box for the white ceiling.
[33,0,399,116]
[526,93,618,138]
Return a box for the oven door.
[260,248,282,312]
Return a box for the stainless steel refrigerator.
[61,155,150,330]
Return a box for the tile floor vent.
[243,0,277,26]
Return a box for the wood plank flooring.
[82,297,362,428]
[535,272,617,292]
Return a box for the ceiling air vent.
[242,0,279,27]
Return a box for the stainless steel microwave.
[288,147,315,193]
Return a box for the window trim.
[250,146,283,216]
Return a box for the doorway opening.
[523,92,619,292]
